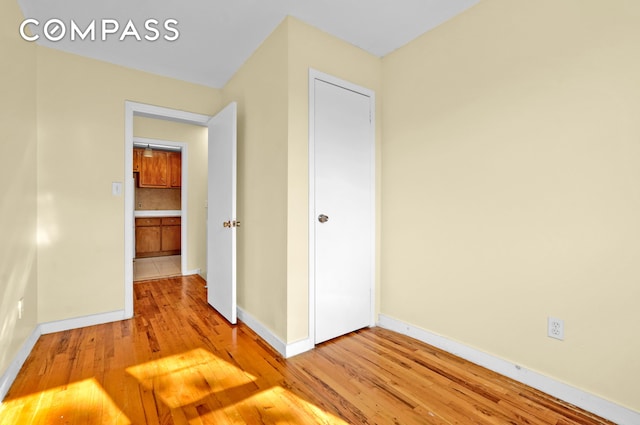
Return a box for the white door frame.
[308,69,376,344]
[124,101,211,318]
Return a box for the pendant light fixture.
[143,144,153,158]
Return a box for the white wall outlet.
[18,298,24,319]
[548,316,564,340]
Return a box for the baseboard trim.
[0,326,42,402]
[237,307,314,358]
[377,314,639,425]
[39,310,127,335]
[284,337,315,358]
[1,309,128,403]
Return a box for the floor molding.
[377,314,639,425]
[39,310,127,335]
[236,307,313,358]
[1,309,128,403]
[0,326,41,402]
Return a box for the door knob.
[318,214,329,223]
[223,221,232,228]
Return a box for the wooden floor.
[0,275,613,425]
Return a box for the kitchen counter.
[134,210,182,218]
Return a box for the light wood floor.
[0,275,613,424]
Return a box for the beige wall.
[0,0,38,378]
[381,0,640,411]
[36,48,221,322]
[220,17,382,343]
[221,21,290,339]
[133,118,209,275]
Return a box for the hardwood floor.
[0,275,614,424]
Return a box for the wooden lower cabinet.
[136,226,161,255]
[161,224,181,252]
[135,216,181,257]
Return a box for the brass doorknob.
[318,214,329,223]
[223,221,232,228]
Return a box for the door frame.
[124,101,211,318]
[308,69,376,344]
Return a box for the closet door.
[311,74,375,344]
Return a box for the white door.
[312,75,375,344]
[207,102,238,324]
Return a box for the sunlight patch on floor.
[126,347,348,423]
[127,348,257,409]
[0,378,130,424]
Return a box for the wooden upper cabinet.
[135,149,181,188]
[168,152,182,188]
[139,151,168,188]
[133,148,142,172]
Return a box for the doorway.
[124,102,212,318]
[132,138,186,282]
[309,70,376,344]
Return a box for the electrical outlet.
[548,317,564,340]
[18,298,24,320]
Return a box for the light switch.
[112,182,123,196]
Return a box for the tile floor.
[133,255,182,282]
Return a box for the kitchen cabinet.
[133,148,142,172]
[168,152,181,188]
[161,217,181,251]
[136,150,182,188]
[135,216,181,257]
[135,218,161,256]
[139,151,168,188]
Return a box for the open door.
[206,102,238,324]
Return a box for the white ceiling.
[18,0,479,88]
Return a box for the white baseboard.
[237,307,314,358]
[0,326,42,403]
[284,337,315,358]
[184,269,200,276]
[39,310,127,335]
[377,314,639,425]
[1,309,128,403]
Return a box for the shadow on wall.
[0,140,38,378]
